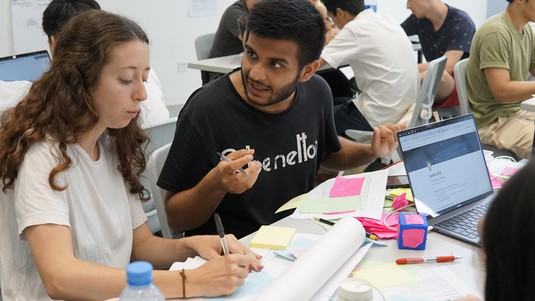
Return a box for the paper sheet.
[379,266,482,300]
[170,217,368,301]
[291,169,388,220]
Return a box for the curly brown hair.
[0,10,150,201]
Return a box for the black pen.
[214,213,230,255]
[313,217,335,226]
[216,152,248,176]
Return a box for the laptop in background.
[0,50,51,82]
[397,113,494,246]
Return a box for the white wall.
[0,0,494,106]
[0,0,234,107]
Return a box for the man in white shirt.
[320,0,419,137]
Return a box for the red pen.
[395,256,462,265]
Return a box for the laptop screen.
[398,114,493,218]
[0,50,51,82]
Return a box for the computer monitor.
[0,50,51,82]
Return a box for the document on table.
[353,263,483,301]
[169,217,370,301]
[291,169,388,220]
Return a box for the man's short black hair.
[42,0,101,38]
[246,0,325,69]
[323,0,365,16]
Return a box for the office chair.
[408,55,447,127]
[453,58,470,115]
[194,33,216,85]
[453,58,518,159]
[145,143,174,239]
[140,117,177,234]
[346,55,447,142]
[142,116,177,157]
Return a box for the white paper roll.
[254,217,366,301]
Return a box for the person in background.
[454,159,535,301]
[319,0,418,137]
[316,2,340,44]
[205,0,261,83]
[45,0,170,128]
[466,0,535,159]
[0,10,261,300]
[158,0,402,239]
[401,0,475,108]
[313,0,355,99]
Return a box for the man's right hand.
[215,149,262,194]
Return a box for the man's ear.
[299,60,320,82]
[48,36,57,55]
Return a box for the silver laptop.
[397,113,494,246]
[0,50,51,82]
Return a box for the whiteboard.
[11,0,51,54]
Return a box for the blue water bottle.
[119,261,165,300]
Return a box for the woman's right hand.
[185,254,256,297]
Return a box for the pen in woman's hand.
[214,213,230,255]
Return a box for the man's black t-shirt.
[158,71,341,238]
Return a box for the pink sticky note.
[490,176,503,189]
[502,167,519,177]
[329,176,365,198]
[404,214,424,225]
[391,193,408,210]
[402,229,425,248]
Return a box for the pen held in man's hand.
[216,152,249,176]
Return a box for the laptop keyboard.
[434,202,490,240]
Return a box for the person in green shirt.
[466,0,535,159]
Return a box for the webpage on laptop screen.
[400,118,491,216]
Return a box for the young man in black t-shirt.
[158,0,402,238]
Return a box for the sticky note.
[401,229,425,248]
[250,226,296,250]
[391,193,408,210]
[329,176,365,198]
[404,214,424,225]
[501,167,519,177]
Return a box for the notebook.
[397,113,494,246]
[0,50,51,82]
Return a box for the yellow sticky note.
[275,193,307,213]
[390,188,413,202]
[352,263,416,288]
[249,225,296,250]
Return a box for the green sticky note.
[298,195,364,214]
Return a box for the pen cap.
[337,278,373,301]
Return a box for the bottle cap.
[337,278,373,301]
[126,261,153,286]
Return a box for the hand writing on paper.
[191,234,263,272]
[186,254,255,297]
[215,149,262,194]
[371,124,405,158]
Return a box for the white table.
[187,53,338,74]
[241,216,484,300]
[188,43,423,74]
